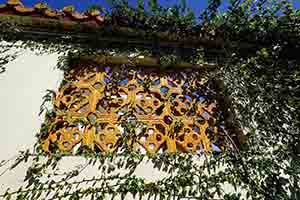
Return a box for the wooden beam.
[77,55,218,71]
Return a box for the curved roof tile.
[0,0,223,49]
[14,5,34,13]
[0,0,105,24]
[7,0,23,6]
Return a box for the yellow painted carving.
[42,65,225,155]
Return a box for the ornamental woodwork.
[41,63,229,155]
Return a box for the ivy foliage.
[0,0,300,199]
[108,0,197,33]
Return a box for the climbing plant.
[0,0,300,199]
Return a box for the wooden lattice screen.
[41,59,231,155]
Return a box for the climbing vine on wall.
[0,0,300,199]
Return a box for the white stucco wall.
[0,49,170,198]
[0,47,242,199]
[0,49,63,192]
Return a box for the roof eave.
[0,14,224,50]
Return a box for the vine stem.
[0,174,125,198]
[0,155,19,177]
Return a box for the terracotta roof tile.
[44,9,63,18]
[14,5,34,13]
[95,15,105,23]
[0,0,106,24]
[0,0,223,48]
[7,0,23,6]
[62,5,74,14]
[71,12,89,20]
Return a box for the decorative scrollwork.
[41,64,230,155]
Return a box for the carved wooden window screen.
[41,62,231,155]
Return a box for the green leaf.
[149,0,158,13]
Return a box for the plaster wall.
[0,49,171,198]
[0,49,63,191]
[0,48,240,199]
